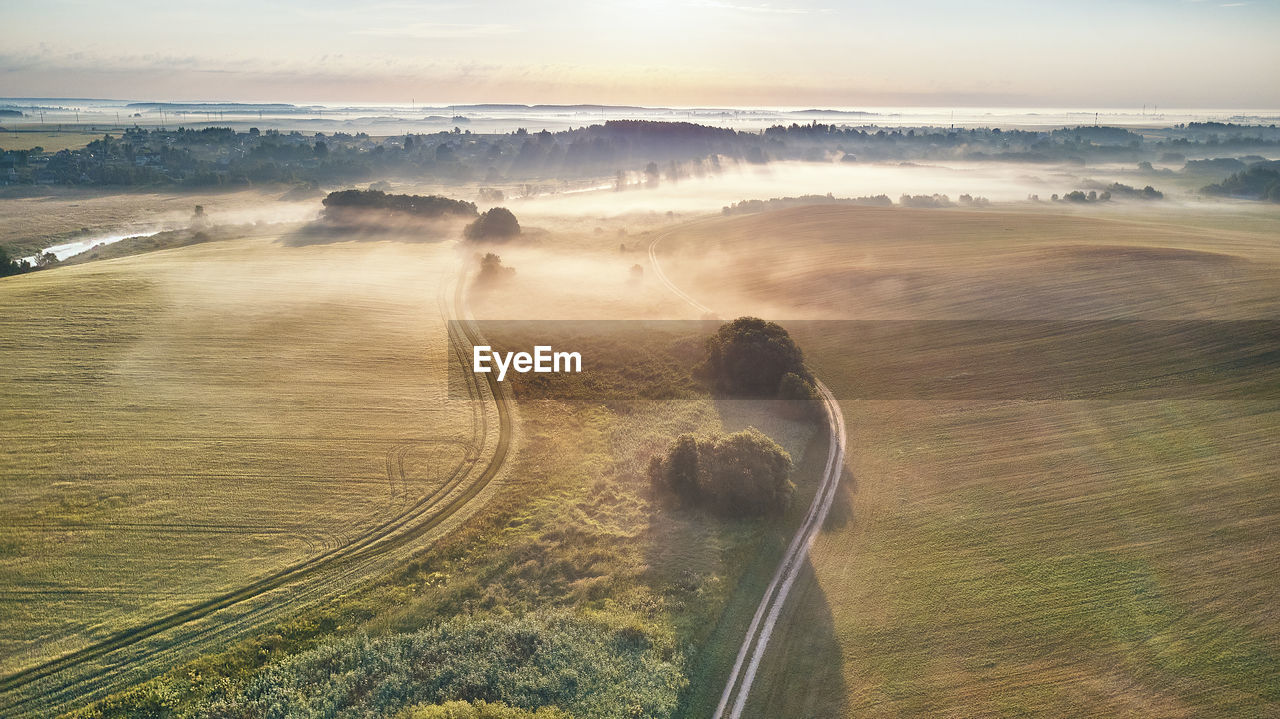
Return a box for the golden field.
[0,232,485,690]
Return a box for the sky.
[1,0,1278,108]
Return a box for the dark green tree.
[701,317,811,396]
[465,207,521,241]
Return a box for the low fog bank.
[509,159,1235,219]
[16,99,1280,136]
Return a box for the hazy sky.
[2,0,1278,107]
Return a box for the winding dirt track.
[0,261,514,717]
[648,228,847,719]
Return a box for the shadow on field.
[823,466,856,532]
[745,558,849,719]
[743,440,854,718]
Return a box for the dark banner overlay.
[447,320,1280,401]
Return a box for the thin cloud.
[693,1,830,14]
[354,22,521,39]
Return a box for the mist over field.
[2,0,1279,715]
[510,159,1160,217]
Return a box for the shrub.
[650,428,795,517]
[202,612,684,719]
[400,700,569,719]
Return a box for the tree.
[649,428,794,517]
[776,371,822,419]
[0,246,25,277]
[701,317,811,396]
[464,207,521,241]
[701,428,795,517]
[476,252,515,284]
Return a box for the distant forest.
[1,120,1277,200]
[1201,160,1280,202]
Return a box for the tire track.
[0,261,515,716]
[647,227,847,719]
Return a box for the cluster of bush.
[174,613,683,719]
[898,193,953,208]
[0,246,46,277]
[649,428,795,518]
[721,193,891,215]
[402,702,568,718]
[1104,182,1164,200]
[321,189,478,220]
[1052,183,1164,203]
[316,189,523,244]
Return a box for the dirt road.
[647,229,847,719]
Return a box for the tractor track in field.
[648,226,847,719]
[0,261,515,717]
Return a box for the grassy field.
[0,233,478,686]
[656,204,1280,717]
[0,127,105,153]
[58,390,827,718]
